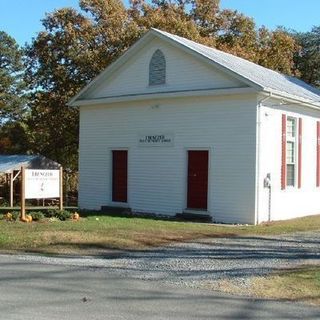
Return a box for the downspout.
[255,92,272,225]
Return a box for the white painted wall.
[79,94,258,224]
[257,98,320,222]
[83,38,246,100]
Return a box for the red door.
[112,150,128,202]
[187,151,209,210]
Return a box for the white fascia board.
[70,87,257,107]
[260,89,320,110]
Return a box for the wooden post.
[10,172,14,208]
[59,167,63,211]
[20,167,26,221]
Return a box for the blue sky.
[1,0,319,46]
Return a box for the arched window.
[149,49,166,86]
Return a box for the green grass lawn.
[251,266,320,305]
[0,213,319,254]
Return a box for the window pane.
[286,141,295,163]
[287,118,296,138]
[287,164,295,186]
[149,50,166,86]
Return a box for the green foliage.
[292,26,320,88]
[45,209,73,220]
[0,31,26,121]
[29,211,45,221]
[11,211,20,221]
[55,210,72,221]
[46,209,58,218]
[0,121,31,154]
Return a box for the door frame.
[109,147,130,207]
[184,147,212,213]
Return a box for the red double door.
[112,150,209,210]
[187,150,209,210]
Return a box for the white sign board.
[138,134,174,147]
[25,169,60,199]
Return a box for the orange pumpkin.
[5,212,12,221]
[72,212,80,220]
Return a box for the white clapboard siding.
[257,100,320,222]
[79,94,257,224]
[83,38,246,100]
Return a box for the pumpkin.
[72,212,80,220]
[5,212,12,221]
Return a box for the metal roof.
[0,155,60,173]
[153,29,320,104]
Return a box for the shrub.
[45,209,58,218]
[11,211,20,221]
[55,210,72,221]
[30,211,44,221]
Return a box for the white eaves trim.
[71,87,257,106]
[261,89,320,110]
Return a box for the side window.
[286,117,296,186]
[149,49,166,86]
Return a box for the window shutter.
[281,114,286,190]
[298,118,302,188]
[317,121,320,187]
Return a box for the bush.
[30,211,44,221]
[45,209,59,218]
[54,210,72,221]
[11,211,20,221]
[43,209,72,221]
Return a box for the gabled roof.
[69,28,320,108]
[154,29,320,103]
[0,155,61,173]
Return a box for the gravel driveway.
[10,230,320,291]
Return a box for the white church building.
[69,29,320,224]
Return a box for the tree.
[293,26,320,88]
[0,121,30,154]
[24,1,141,169]
[24,0,299,169]
[0,31,26,121]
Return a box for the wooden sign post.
[20,166,26,221]
[20,167,63,221]
[59,167,63,211]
